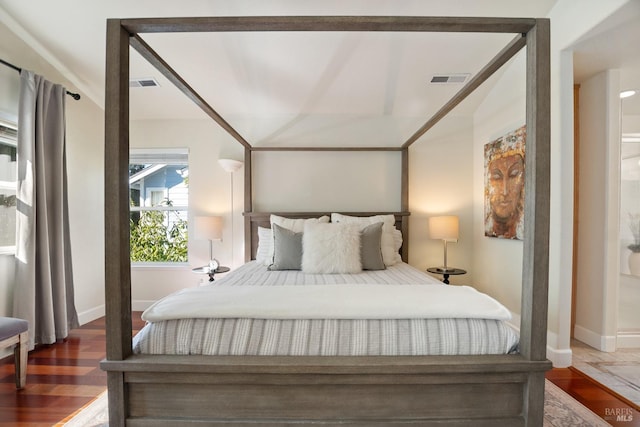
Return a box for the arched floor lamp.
[218,158,243,266]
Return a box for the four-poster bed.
[102,16,550,426]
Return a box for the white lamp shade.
[428,216,459,241]
[218,158,243,173]
[194,216,223,240]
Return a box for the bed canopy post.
[104,18,133,426]
[520,18,550,362]
[244,146,253,261]
[521,18,551,427]
[401,147,409,261]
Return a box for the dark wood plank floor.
[0,313,144,427]
[546,366,640,426]
[1,313,638,426]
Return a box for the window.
[129,148,189,263]
[0,121,17,255]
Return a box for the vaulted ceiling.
[0,1,558,147]
[1,1,638,147]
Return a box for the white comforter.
[142,283,512,322]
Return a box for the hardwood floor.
[546,367,640,426]
[0,313,144,427]
[0,313,637,426]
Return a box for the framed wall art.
[484,125,526,240]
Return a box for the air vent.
[129,77,160,88]
[430,74,470,84]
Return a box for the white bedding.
[142,283,512,322]
[133,261,519,356]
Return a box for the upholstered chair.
[0,317,29,389]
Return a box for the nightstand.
[192,265,230,283]
[427,267,466,284]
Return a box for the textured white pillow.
[265,214,330,265]
[330,213,402,266]
[256,226,273,264]
[302,222,362,274]
[392,229,403,253]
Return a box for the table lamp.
[194,215,223,271]
[428,215,459,272]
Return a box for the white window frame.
[129,148,189,266]
[0,117,17,255]
[146,187,167,207]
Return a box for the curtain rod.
[0,58,81,100]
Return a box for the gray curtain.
[13,70,78,349]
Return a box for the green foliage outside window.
[130,201,188,262]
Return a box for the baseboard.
[77,304,105,325]
[77,300,154,325]
[547,344,573,368]
[506,313,572,367]
[617,332,640,348]
[574,324,617,352]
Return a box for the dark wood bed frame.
[102,16,551,426]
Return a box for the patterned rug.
[59,381,609,426]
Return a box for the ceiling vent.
[129,77,160,88]
[430,74,470,84]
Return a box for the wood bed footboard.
[101,354,550,426]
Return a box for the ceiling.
[1,0,638,147]
[571,1,640,117]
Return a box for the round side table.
[192,266,230,283]
[427,267,466,284]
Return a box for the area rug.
[58,391,108,427]
[544,380,611,426]
[59,381,609,426]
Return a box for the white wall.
[0,22,105,327]
[574,70,620,350]
[253,150,401,212]
[472,63,526,314]
[408,116,474,284]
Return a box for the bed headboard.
[243,211,410,263]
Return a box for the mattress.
[132,261,519,356]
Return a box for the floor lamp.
[428,215,459,272]
[218,158,243,266]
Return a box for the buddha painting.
[484,125,525,240]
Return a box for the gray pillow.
[268,223,303,270]
[360,222,386,270]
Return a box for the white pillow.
[330,213,402,266]
[302,222,362,274]
[270,214,330,232]
[392,229,403,253]
[256,226,272,264]
[265,214,330,265]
